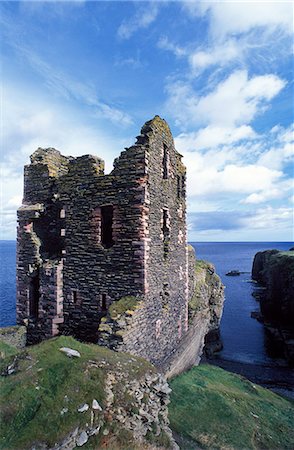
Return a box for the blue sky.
[1,0,293,241]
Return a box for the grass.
[169,364,294,449]
[0,340,19,359]
[109,296,141,319]
[0,335,155,450]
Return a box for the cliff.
[0,336,176,450]
[190,258,224,357]
[252,249,294,364]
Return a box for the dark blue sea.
[0,241,293,367]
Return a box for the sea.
[1,240,293,368]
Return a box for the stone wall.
[98,247,225,377]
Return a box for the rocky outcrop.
[252,249,294,365]
[188,253,225,358]
[0,336,177,449]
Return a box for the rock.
[88,424,101,436]
[7,364,16,375]
[76,431,88,446]
[59,347,81,358]
[78,403,89,413]
[252,250,294,365]
[251,311,263,322]
[92,399,102,411]
[153,382,171,395]
[103,428,109,436]
[60,407,68,415]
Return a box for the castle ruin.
[16,116,223,375]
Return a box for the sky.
[0,0,293,242]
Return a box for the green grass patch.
[0,340,19,359]
[195,259,211,274]
[169,364,294,449]
[0,336,155,450]
[109,296,140,319]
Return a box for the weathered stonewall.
[16,115,224,374]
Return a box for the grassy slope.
[169,364,294,449]
[0,336,155,450]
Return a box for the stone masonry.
[16,116,191,368]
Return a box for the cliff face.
[252,249,294,364]
[189,257,225,357]
[252,250,294,326]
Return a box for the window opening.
[101,293,107,312]
[101,205,114,248]
[72,289,79,304]
[181,175,186,198]
[177,175,181,198]
[29,272,40,319]
[163,144,169,179]
[162,209,170,259]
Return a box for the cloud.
[174,123,293,213]
[166,70,286,128]
[183,1,293,38]
[157,36,186,57]
[188,206,293,233]
[117,3,159,40]
[176,125,256,151]
[257,124,294,171]
[186,164,283,198]
[189,39,241,70]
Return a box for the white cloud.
[186,163,282,199]
[183,1,293,37]
[176,125,256,151]
[189,39,241,70]
[117,3,159,40]
[157,36,186,57]
[244,206,293,231]
[166,70,286,127]
[175,123,293,214]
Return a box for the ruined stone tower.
[16,116,190,369]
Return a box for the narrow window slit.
[72,289,81,305]
[162,208,170,259]
[101,205,114,248]
[101,293,107,312]
[163,144,169,179]
[177,175,181,198]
